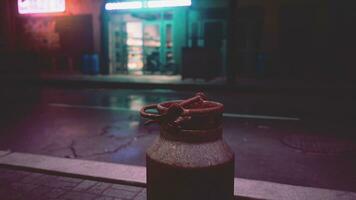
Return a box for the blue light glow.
[105,1,143,10]
[105,0,191,10]
[148,0,191,8]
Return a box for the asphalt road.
[0,86,355,192]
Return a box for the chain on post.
[140,92,208,127]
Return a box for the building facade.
[1,0,354,82]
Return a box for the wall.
[234,0,353,81]
[187,0,229,76]
[193,0,228,8]
[0,2,7,48]
[66,0,103,53]
[173,8,188,72]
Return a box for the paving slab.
[0,168,144,200]
[0,150,11,158]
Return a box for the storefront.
[6,0,230,79]
[103,0,229,78]
[7,0,102,73]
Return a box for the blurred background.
[0,0,355,194]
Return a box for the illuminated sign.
[18,0,66,14]
[147,0,191,8]
[105,0,191,10]
[105,1,143,10]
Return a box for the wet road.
[0,86,355,192]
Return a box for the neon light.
[18,0,65,14]
[105,0,191,10]
[105,1,143,10]
[147,0,191,8]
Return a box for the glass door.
[126,22,144,73]
[109,20,128,73]
[109,11,176,75]
[143,22,161,73]
[163,23,175,74]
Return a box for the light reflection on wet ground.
[0,87,355,192]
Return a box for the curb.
[4,76,351,96]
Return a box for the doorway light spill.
[18,0,65,14]
[105,1,143,10]
[105,0,191,10]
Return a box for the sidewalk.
[1,151,356,200]
[0,168,146,200]
[0,168,255,200]
[38,73,228,91]
[37,73,353,94]
[1,72,353,95]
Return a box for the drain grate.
[282,134,355,154]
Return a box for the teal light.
[105,1,143,10]
[105,0,191,10]
[147,0,191,8]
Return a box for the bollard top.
[140,92,223,131]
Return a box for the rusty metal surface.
[147,136,234,168]
[160,125,223,143]
[146,156,235,200]
[141,93,235,200]
[141,92,234,167]
[140,92,223,130]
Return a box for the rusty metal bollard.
[141,93,235,200]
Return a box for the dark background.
[0,0,356,83]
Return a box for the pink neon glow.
[18,0,65,14]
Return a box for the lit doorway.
[108,12,175,75]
